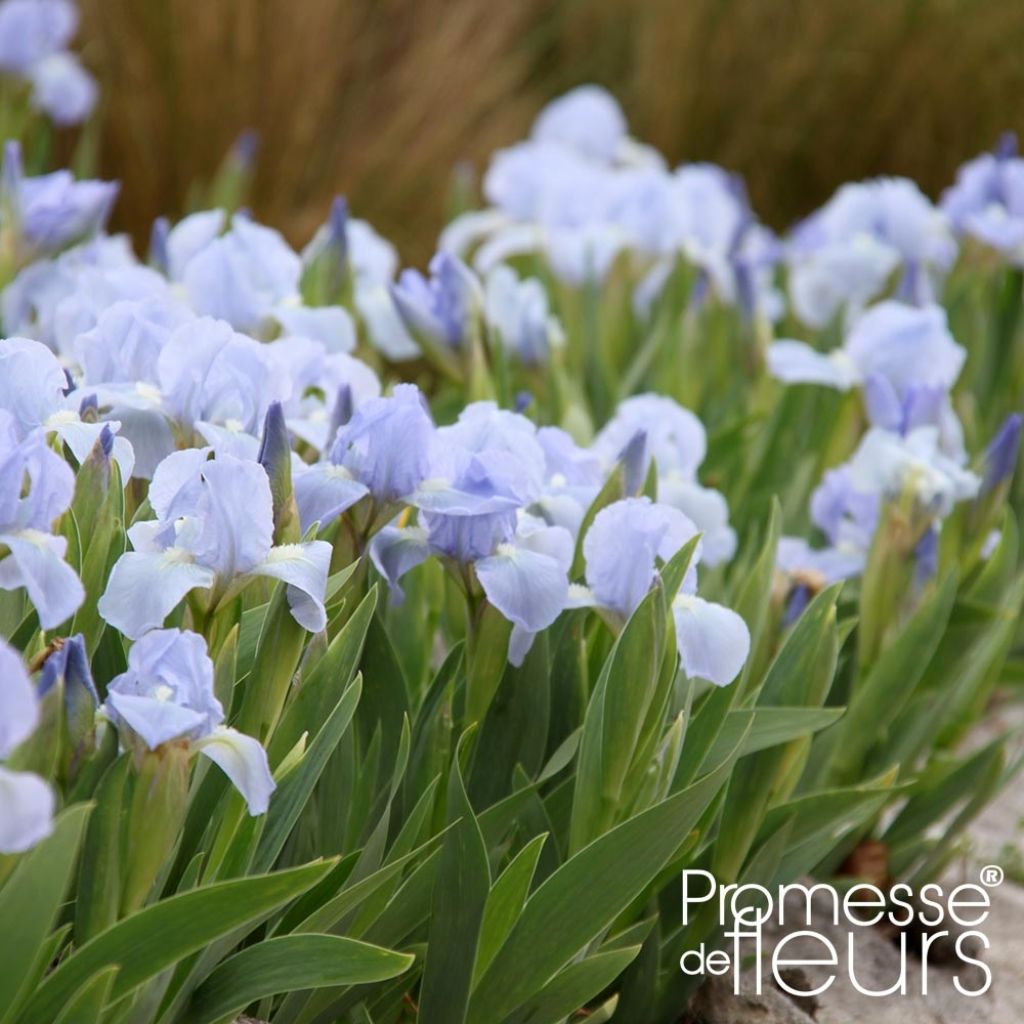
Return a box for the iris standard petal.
[98,549,216,640]
[293,464,369,533]
[0,336,67,434]
[147,447,211,521]
[672,594,751,687]
[582,498,698,618]
[658,477,736,567]
[185,455,275,578]
[195,726,276,815]
[106,406,176,480]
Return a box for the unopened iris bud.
[207,130,259,215]
[258,401,299,544]
[914,525,939,587]
[231,129,260,170]
[327,196,349,269]
[981,413,1022,495]
[996,131,1018,161]
[327,383,354,445]
[2,140,22,219]
[78,393,100,423]
[967,413,1023,562]
[300,195,352,306]
[619,428,648,498]
[73,424,115,522]
[37,634,99,781]
[97,422,114,456]
[149,216,170,274]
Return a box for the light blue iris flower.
[442,88,778,305]
[0,638,55,853]
[657,164,782,320]
[103,629,275,815]
[414,450,532,565]
[2,142,117,258]
[98,451,331,639]
[157,317,279,432]
[942,135,1024,261]
[29,49,96,125]
[531,426,604,539]
[82,315,284,476]
[2,236,170,359]
[284,350,381,454]
[771,301,971,463]
[370,402,572,664]
[779,426,981,589]
[847,427,980,517]
[299,202,419,361]
[294,383,434,534]
[0,0,76,74]
[593,394,737,565]
[166,211,301,334]
[777,465,880,587]
[574,497,750,687]
[72,297,377,475]
[0,0,95,127]
[74,296,194,386]
[0,335,135,477]
[391,251,483,351]
[531,84,629,163]
[484,265,563,365]
[0,410,83,628]
[770,301,965,396]
[594,393,707,484]
[787,178,957,328]
[351,233,419,360]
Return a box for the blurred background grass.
[77,0,1024,264]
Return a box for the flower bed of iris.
[0,8,1023,1022]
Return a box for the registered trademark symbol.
[981,864,1004,886]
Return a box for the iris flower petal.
[98,549,216,640]
[368,525,431,601]
[0,767,54,853]
[249,540,332,633]
[293,464,368,533]
[0,529,84,629]
[105,690,207,749]
[475,528,572,634]
[672,594,750,687]
[194,726,276,815]
[767,340,858,389]
[0,640,39,759]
